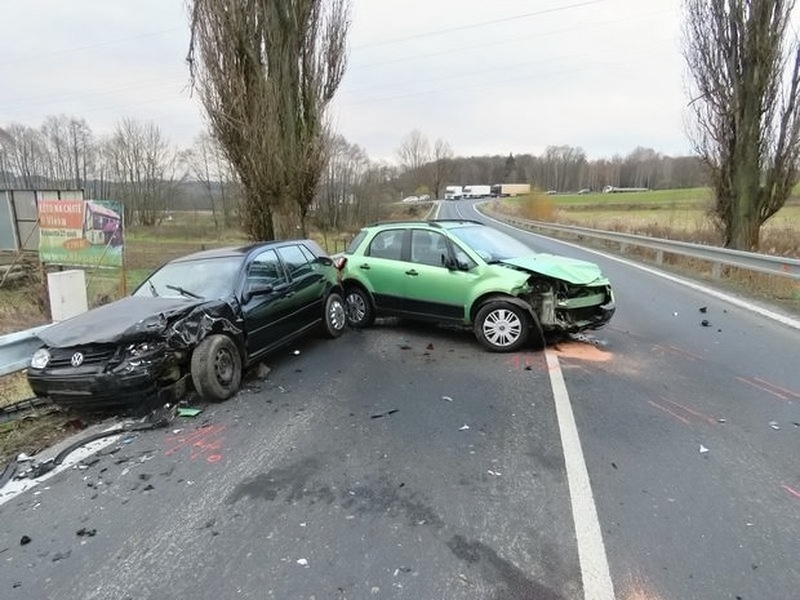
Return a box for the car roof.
[363,219,483,230]
[169,240,324,263]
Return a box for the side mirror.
[244,281,274,303]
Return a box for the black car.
[27,240,346,413]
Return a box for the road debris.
[177,407,203,418]
[701,319,710,327]
[296,558,309,567]
[459,424,470,431]
[699,444,710,454]
[769,421,780,430]
[76,527,96,537]
[370,409,399,419]
[699,306,708,313]
[487,470,502,477]
[20,535,31,545]
[442,396,453,402]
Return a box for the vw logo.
[70,352,84,367]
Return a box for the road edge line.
[546,349,616,600]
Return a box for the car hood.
[500,254,608,285]
[37,296,211,347]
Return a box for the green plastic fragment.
[177,407,203,417]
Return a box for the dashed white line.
[546,349,616,600]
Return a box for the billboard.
[37,199,124,268]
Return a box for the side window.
[248,249,286,287]
[452,245,477,270]
[411,230,448,267]
[367,230,403,260]
[277,245,314,279]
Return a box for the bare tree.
[397,129,431,173]
[183,133,242,230]
[102,119,183,226]
[187,0,350,240]
[683,0,800,250]
[429,138,454,200]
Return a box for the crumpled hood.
[37,296,206,347]
[500,254,608,285]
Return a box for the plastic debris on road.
[769,421,781,430]
[459,424,470,431]
[177,407,203,418]
[296,558,309,567]
[442,396,453,402]
[699,444,709,454]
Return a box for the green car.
[338,219,615,352]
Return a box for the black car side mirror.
[243,282,274,303]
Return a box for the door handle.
[359,264,371,270]
[405,269,419,276]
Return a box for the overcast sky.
[0,1,732,162]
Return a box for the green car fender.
[464,268,534,323]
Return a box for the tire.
[191,334,242,402]
[473,301,530,352]
[344,286,375,328]
[321,292,347,338]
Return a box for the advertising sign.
[37,199,124,268]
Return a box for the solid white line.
[546,350,616,600]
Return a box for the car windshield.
[449,225,537,262]
[132,256,243,299]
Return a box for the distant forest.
[0,115,708,232]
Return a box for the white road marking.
[546,350,616,600]
[0,435,120,507]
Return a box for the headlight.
[31,348,51,369]
[124,341,163,368]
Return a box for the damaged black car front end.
[27,296,243,414]
[27,240,347,414]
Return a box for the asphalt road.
[1,203,798,600]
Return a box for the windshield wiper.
[166,284,202,299]
[148,280,159,297]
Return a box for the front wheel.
[473,301,530,352]
[344,286,375,328]
[321,292,347,338]
[191,334,242,402]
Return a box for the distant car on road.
[337,220,615,352]
[27,241,346,413]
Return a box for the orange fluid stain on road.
[553,341,613,362]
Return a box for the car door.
[241,248,293,360]
[355,228,409,311]
[275,243,326,331]
[401,229,478,321]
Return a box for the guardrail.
[0,324,49,377]
[487,213,800,281]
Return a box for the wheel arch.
[469,293,534,324]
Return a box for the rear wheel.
[321,292,346,338]
[474,301,530,352]
[191,334,242,402]
[345,286,375,328]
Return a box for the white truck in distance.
[444,185,463,200]
[462,185,491,199]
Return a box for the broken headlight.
[31,348,51,369]
[124,342,163,367]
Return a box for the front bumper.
[27,360,178,414]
